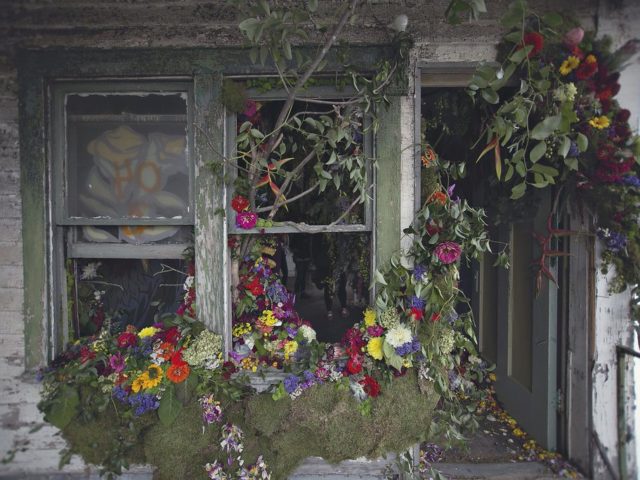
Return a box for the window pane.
[72,258,187,337]
[234,99,367,225]
[65,92,190,219]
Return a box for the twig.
[255,181,320,212]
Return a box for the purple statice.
[112,385,129,403]
[622,175,640,188]
[408,295,425,309]
[266,282,287,304]
[568,141,580,158]
[128,392,160,416]
[413,264,428,282]
[199,394,223,425]
[285,325,298,339]
[283,374,299,394]
[395,338,421,356]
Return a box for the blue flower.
[413,264,428,281]
[408,295,426,309]
[567,141,579,158]
[113,385,129,403]
[622,175,640,188]
[283,375,299,394]
[128,393,159,416]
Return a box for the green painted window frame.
[17,46,400,370]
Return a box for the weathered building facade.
[0,0,639,478]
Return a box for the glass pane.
[65,92,190,219]
[509,222,533,390]
[234,99,367,226]
[72,258,187,337]
[77,225,193,244]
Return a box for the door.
[477,192,558,450]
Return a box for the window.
[225,86,374,343]
[50,81,194,340]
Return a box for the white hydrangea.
[182,330,222,368]
[385,324,412,348]
[298,324,317,343]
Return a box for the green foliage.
[42,385,79,429]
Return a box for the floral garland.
[469,1,640,306]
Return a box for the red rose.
[519,32,544,58]
[346,356,363,375]
[360,375,381,398]
[231,195,250,213]
[117,332,137,348]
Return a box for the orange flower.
[421,146,437,167]
[428,191,447,206]
[160,342,175,361]
[166,363,190,383]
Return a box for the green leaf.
[530,141,547,163]
[307,0,318,12]
[158,385,182,426]
[510,181,527,199]
[238,18,261,41]
[45,385,79,429]
[531,163,559,177]
[530,115,561,140]
[175,372,198,405]
[481,88,499,104]
[373,269,387,286]
[564,157,579,171]
[383,341,404,371]
[576,132,588,152]
[504,31,524,43]
[509,45,533,63]
[542,12,563,27]
[283,41,292,61]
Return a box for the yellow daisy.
[589,115,610,129]
[559,56,580,76]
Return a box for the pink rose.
[434,241,462,264]
[563,27,584,49]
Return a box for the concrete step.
[436,462,559,479]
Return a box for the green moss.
[64,373,438,479]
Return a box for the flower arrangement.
[469,0,640,301]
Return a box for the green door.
[477,193,558,450]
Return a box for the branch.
[255,181,320,213]
[267,149,317,219]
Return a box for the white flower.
[184,275,194,290]
[299,324,317,343]
[385,325,412,348]
[350,381,367,401]
[81,262,101,280]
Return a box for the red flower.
[117,332,137,348]
[342,326,366,352]
[231,195,250,213]
[425,222,441,237]
[160,326,181,345]
[171,349,186,367]
[222,361,237,380]
[167,363,190,383]
[346,356,363,375]
[430,312,441,323]
[616,109,631,123]
[245,276,264,296]
[519,32,544,58]
[410,307,424,321]
[576,56,598,80]
[80,346,95,364]
[360,375,381,398]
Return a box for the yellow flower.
[366,337,384,360]
[283,340,298,360]
[589,115,610,129]
[131,374,147,393]
[488,372,497,382]
[138,326,159,338]
[259,310,278,327]
[585,54,597,64]
[363,309,376,327]
[141,364,163,389]
[559,56,580,76]
[232,322,252,337]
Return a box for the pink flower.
[367,325,385,337]
[109,352,125,373]
[563,27,584,49]
[236,211,258,229]
[434,242,462,264]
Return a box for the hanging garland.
[469,1,640,313]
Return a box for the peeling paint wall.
[0,0,638,477]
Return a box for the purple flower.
[112,385,129,403]
[109,352,125,373]
[568,141,579,158]
[367,325,384,337]
[413,264,428,281]
[395,338,421,356]
[408,295,425,309]
[434,242,462,264]
[283,374,299,394]
[199,394,223,424]
[236,211,258,229]
[128,392,159,416]
[607,232,627,252]
[622,175,640,188]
